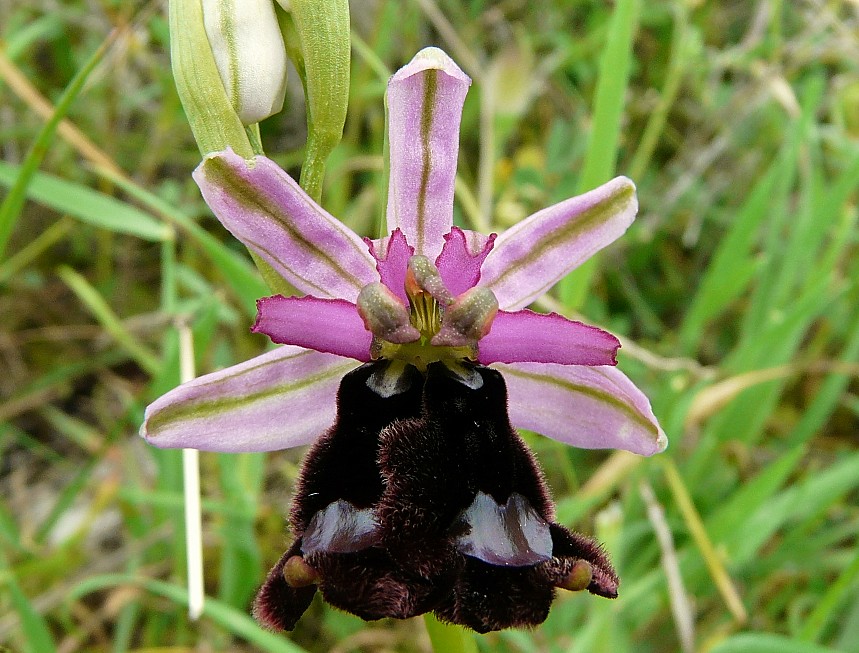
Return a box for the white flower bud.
[203,0,288,125]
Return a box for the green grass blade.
[0,31,115,258]
[423,613,478,653]
[0,552,57,653]
[628,3,692,180]
[737,75,825,340]
[95,166,269,316]
[708,633,842,653]
[0,161,171,242]
[217,452,264,609]
[559,0,640,309]
[799,548,859,643]
[0,215,73,284]
[56,265,161,375]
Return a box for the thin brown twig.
[411,0,483,80]
[0,49,124,178]
[532,294,716,380]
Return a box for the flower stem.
[179,322,205,620]
[298,132,327,205]
[423,613,478,653]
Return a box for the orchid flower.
[142,47,665,633]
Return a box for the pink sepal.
[253,295,372,362]
[477,310,620,366]
[498,361,667,456]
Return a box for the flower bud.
[203,0,289,125]
[169,0,253,156]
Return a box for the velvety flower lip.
[253,361,622,633]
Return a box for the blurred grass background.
[1,0,858,651]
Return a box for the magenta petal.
[477,310,620,366]
[435,226,497,297]
[253,296,372,362]
[386,48,471,259]
[141,347,359,452]
[365,228,413,303]
[497,361,667,456]
[480,177,638,310]
[194,150,378,302]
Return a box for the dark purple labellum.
[254,360,619,633]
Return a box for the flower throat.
[367,255,495,375]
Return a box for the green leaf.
[168,0,253,157]
[68,574,310,653]
[708,633,843,653]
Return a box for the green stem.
[298,131,327,205]
[246,123,265,156]
[423,613,478,653]
[628,2,690,181]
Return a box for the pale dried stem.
[178,321,205,621]
[640,480,696,653]
[686,360,859,428]
[579,450,642,499]
[0,49,124,177]
[662,459,748,624]
[533,294,715,380]
[412,0,495,232]
[412,0,483,80]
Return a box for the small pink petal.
[477,310,620,366]
[253,295,372,362]
[480,177,638,310]
[497,361,667,456]
[194,150,378,303]
[364,228,413,303]
[141,346,359,452]
[435,226,497,296]
[386,48,471,259]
